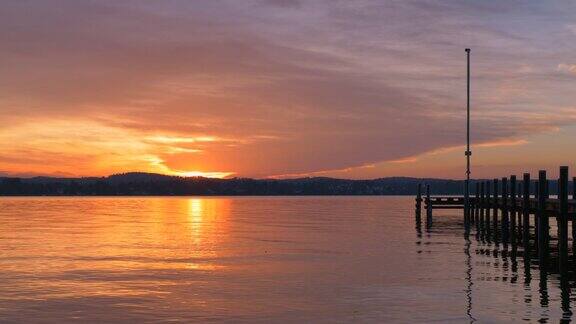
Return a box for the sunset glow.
[1,1,576,179]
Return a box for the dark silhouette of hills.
[0,172,554,196]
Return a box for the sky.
[1,0,576,179]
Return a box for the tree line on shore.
[1,172,549,196]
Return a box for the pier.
[415,166,576,274]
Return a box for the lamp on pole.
[464,48,472,227]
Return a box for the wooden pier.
[415,166,576,274]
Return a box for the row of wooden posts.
[415,166,575,274]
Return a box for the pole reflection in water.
[464,232,476,323]
[560,275,572,322]
[539,268,550,320]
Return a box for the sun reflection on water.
[184,198,230,263]
[188,198,204,245]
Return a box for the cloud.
[558,63,576,74]
[0,0,575,177]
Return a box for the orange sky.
[1,1,576,179]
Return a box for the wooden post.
[510,175,517,245]
[573,177,576,255]
[558,166,568,273]
[493,178,499,238]
[522,173,530,245]
[538,170,548,264]
[475,182,480,226]
[426,184,432,226]
[416,183,422,217]
[516,177,521,236]
[485,181,491,235]
[502,177,509,243]
[480,181,485,233]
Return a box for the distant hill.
[0,172,553,196]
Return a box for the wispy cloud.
[558,63,576,74]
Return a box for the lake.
[0,196,572,322]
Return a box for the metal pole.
[465,48,472,224]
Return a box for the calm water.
[0,196,573,323]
